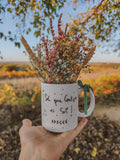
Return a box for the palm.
[19,119,87,160]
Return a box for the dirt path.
[94,104,120,124]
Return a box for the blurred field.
[0,62,120,116]
[0,62,120,102]
[0,62,120,91]
[0,62,120,160]
[79,62,120,81]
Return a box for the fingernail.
[81,118,88,124]
[22,119,32,127]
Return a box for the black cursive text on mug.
[45,94,50,102]
[51,119,67,125]
[54,99,63,106]
[60,107,68,114]
[64,94,77,102]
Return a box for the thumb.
[19,119,32,136]
[22,119,32,127]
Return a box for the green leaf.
[0,32,4,38]
[47,28,50,33]
[15,42,20,48]
[43,23,46,30]
[26,31,29,34]
[4,36,7,41]
[7,8,12,13]
[28,28,31,32]
[16,23,18,27]
[34,30,41,38]
[8,0,12,4]
[9,37,13,41]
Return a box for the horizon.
[0,61,120,64]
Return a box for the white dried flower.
[58,59,62,63]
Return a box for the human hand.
[19,118,88,160]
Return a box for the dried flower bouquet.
[21,13,96,84]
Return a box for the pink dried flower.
[46,56,49,60]
[50,17,55,38]
[58,13,63,36]
[55,36,64,40]
[47,79,53,83]
[83,47,89,51]
[50,50,55,57]
[41,36,49,56]
[45,61,48,65]
[49,63,54,68]
[22,13,96,84]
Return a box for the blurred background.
[0,0,120,159]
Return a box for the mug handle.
[77,87,95,117]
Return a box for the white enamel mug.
[41,82,95,133]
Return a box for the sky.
[0,0,120,63]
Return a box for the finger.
[22,119,32,127]
[60,118,88,144]
[37,126,47,133]
[37,126,48,135]
[19,119,32,136]
[71,118,88,137]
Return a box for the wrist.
[19,144,38,160]
[34,147,59,160]
[19,144,59,160]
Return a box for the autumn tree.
[68,0,120,52]
[0,0,120,50]
[0,0,66,47]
